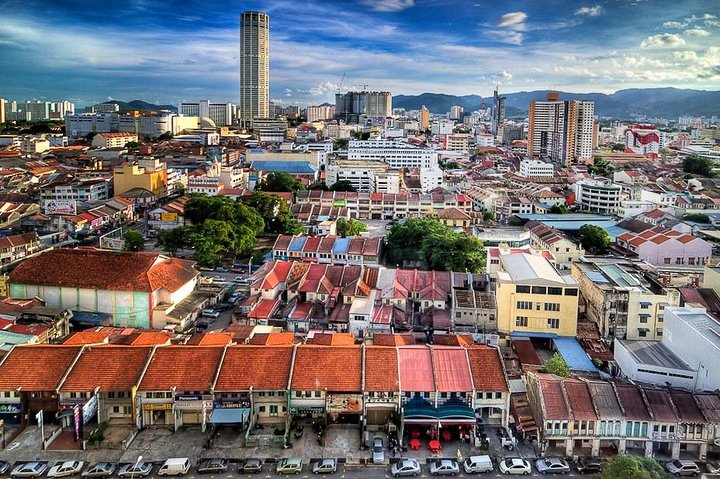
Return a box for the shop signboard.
[327,394,363,413]
[0,404,21,414]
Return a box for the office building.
[0,98,6,124]
[519,159,554,178]
[306,105,335,122]
[178,100,234,127]
[527,93,594,166]
[449,105,463,121]
[239,11,270,125]
[491,87,506,136]
[573,178,622,215]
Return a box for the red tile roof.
[9,249,197,292]
[248,332,297,345]
[59,346,153,392]
[432,346,473,392]
[138,346,224,391]
[538,374,571,420]
[291,345,362,391]
[563,379,597,420]
[215,345,293,391]
[512,338,543,365]
[373,333,415,346]
[670,391,705,423]
[398,346,434,391]
[365,346,399,392]
[309,332,355,346]
[185,332,235,346]
[615,384,651,421]
[62,331,112,345]
[643,388,679,422]
[466,346,509,392]
[0,345,83,391]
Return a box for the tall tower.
[491,87,506,136]
[240,11,269,126]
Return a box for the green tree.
[157,131,173,141]
[683,213,710,223]
[578,224,610,254]
[336,218,368,237]
[386,218,486,272]
[123,230,145,252]
[155,226,190,256]
[611,142,626,152]
[544,352,570,377]
[549,204,569,214]
[308,181,329,190]
[588,157,613,176]
[255,172,306,192]
[483,211,496,221]
[124,141,141,148]
[332,138,348,151]
[330,180,357,192]
[240,191,302,234]
[600,455,666,479]
[683,154,715,177]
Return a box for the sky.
[0,0,719,107]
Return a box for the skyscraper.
[239,11,269,126]
[527,93,594,166]
[491,87,506,136]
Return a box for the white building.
[178,100,234,127]
[92,132,138,148]
[519,159,554,178]
[431,120,454,135]
[573,179,622,215]
[625,125,663,155]
[187,176,224,196]
[306,105,335,122]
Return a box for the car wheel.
[413,474,417,477]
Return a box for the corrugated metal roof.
[552,337,597,372]
[250,161,317,174]
[398,346,434,391]
[332,237,351,254]
[432,346,473,392]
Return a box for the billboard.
[326,394,362,413]
[44,199,77,215]
[160,212,178,222]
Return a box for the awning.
[209,408,250,424]
[511,331,558,339]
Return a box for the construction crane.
[336,73,346,93]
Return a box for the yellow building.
[113,159,166,198]
[495,253,579,337]
[419,106,430,131]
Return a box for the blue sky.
[0,0,718,107]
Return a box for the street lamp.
[131,455,142,479]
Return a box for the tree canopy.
[240,191,304,234]
[578,224,610,254]
[336,218,367,237]
[255,172,305,192]
[154,226,190,256]
[385,218,486,272]
[549,204,569,214]
[683,154,715,177]
[600,455,665,479]
[544,352,570,377]
[588,157,613,176]
[329,180,357,192]
[123,230,145,252]
[683,213,710,224]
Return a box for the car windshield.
[672,461,683,467]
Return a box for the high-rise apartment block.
[419,106,430,130]
[178,100,234,127]
[239,11,269,126]
[335,91,392,123]
[0,98,6,124]
[527,93,594,166]
[449,105,463,121]
[306,105,336,122]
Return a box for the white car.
[48,461,85,478]
[499,458,531,475]
[11,463,48,478]
[201,309,220,318]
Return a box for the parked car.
[195,321,209,332]
[575,459,602,475]
[82,463,116,478]
[498,458,531,475]
[157,459,190,476]
[430,460,459,476]
[215,266,229,273]
[117,462,153,478]
[201,309,220,318]
[276,459,302,475]
[372,437,385,464]
[665,460,700,477]
[0,461,12,476]
[391,460,422,477]
[242,459,263,474]
[234,277,249,284]
[463,456,494,474]
[535,458,570,475]
[48,461,84,478]
[230,264,247,274]
[311,459,337,475]
[11,463,48,478]
[707,462,720,474]
[196,459,228,475]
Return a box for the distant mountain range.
[100,99,177,113]
[393,88,720,119]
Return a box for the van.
[157,458,190,476]
[463,455,493,474]
[201,309,220,318]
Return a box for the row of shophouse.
[0,342,509,443]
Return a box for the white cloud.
[663,21,686,29]
[574,5,602,17]
[684,28,710,37]
[359,0,414,12]
[495,70,513,80]
[641,33,686,48]
[673,51,698,61]
[308,81,341,97]
[497,11,527,27]
[486,30,524,45]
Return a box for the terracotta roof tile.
[373,333,415,346]
[291,345,362,391]
[466,346,508,392]
[0,345,83,391]
[62,331,111,345]
[432,346,473,392]
[60,346,153,392]
[310,332,355,346]
[138,346,224,391]
[365,346,399,392]
[670,391,705,423]
[248,332,297,345]
[398,346,434,391]
[215,345,293,391]
[563,379,596,420]
[185,332,235,346]
[538,374,571,420]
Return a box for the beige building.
[92,132,138,148]
[525,221,585,270]
[572,258,680,341]
[113,159,166,198]
[495,253,579,337]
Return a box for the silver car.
[0,462,12,476]
[666,460,700,477]
[535,458,570,475]
[82,463,116,478]
[11,463,48,478]
[48,461,84,478]
[429,460,459,476]
[372,437,385,464]
[117,463,153,478]
[391,460,421,478]
[311,459,336,475]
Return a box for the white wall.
[664,307,720,392]
[613,339,697,390]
